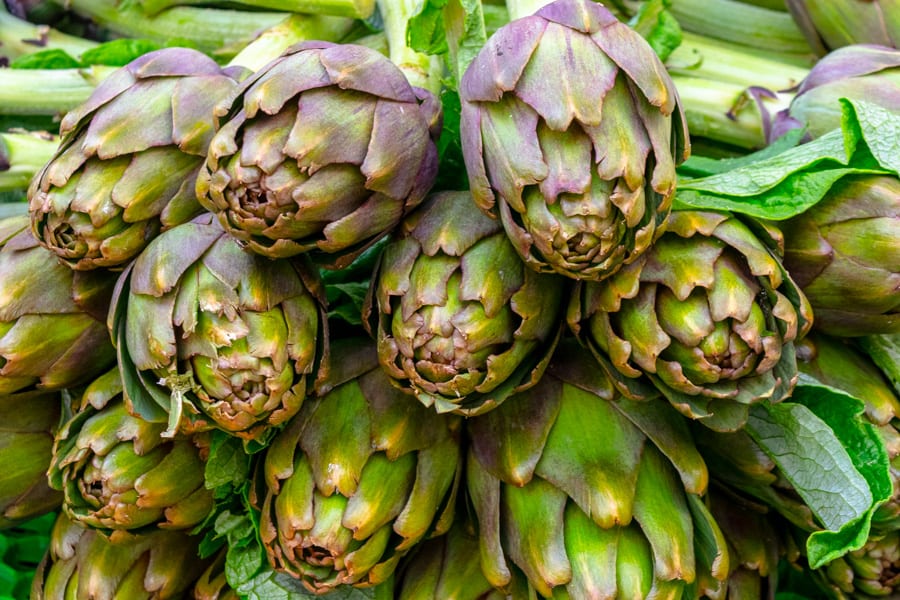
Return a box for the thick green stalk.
[0,66,116,116]
[0,4,98,62]
[225,13,358,72]
[139,0,374,17]
[66,0,288,57]
[668,32,811,91]
[378,0,443,95]
[669,0,811,55]
[505,0,551,20]
[0,132,56,191]
[672,75,794,149]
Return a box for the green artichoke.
[0,215,116,395]
[31,511,212,599]
[815,531,900,599]
[786,0,900,53]
[192,549,239,600]
[28,48,242,270]
[195,41,441,267]
[257,339,462,594]
[365,190,566,417]
[781,175,900,337]
[459,0,688,281]
[569,210,813,430]
[0,390,63,529]
[466,342,728,598]
[48,369,215,533]
[109,214,326,441]
[394,523,506,600]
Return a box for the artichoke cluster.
[1,0,899,598]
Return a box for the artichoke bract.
[815,531,900,600]
[459,0,689,281]
[28,48,242,271]
[109,214,326,442]
[781,175,900,337]
[48,369,215,533]
[569,210,813,431]
[31,512,212,600]
[786,0,900,54]
[0,390,63,529]
[0,215,115,395]
[196,41,441,268]
[257,340,462,594]
[773,45,900,141]
[466,345,727,598]
[365,191,566,417]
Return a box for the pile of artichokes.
[0,0,899,598]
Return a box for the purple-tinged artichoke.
[786,0,900,54]
[0,215,115,395]
[28,48,242,271]
[109,214,327,442]
[466,344,727,598]
[48,369,215,533]
[365,191,566,417]
[773,44,900,140]
[257,339,462,594]
[196,41,441,268]
[459,0,689,281]
[781,175,900,337]
[569,210,813,431]
[31,511,212,599]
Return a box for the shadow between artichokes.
[569,210,813,431]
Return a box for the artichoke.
[48,369,215,533]
[196,41,441,267]
[192,549,239,600]
[786,0,900,54]
[28,48,242,271]
[569,210,813,431]
[0,390,63,529]
[466,342,728,598]
[31,511,212,599]
[0,215,116,395]
[365,190,566,416]
[773,44,900,141]
[459,0,689,281]
[815,531,900,599]
[257,339,462,594]
[394,523,506,600]
[109,213,326,441]
[781,175,900,337]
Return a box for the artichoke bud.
[773,45,900,141]
[196,41,442,268]
[570,210,813,431]
[781,175,900,337]
[813,531,900,599]
[365,190,567,417]
[257,339,463,595]
[31,511,213,599]
[0,389,65,528]
[109,213,328,442]
[466,344,724,598]
[786,0,900,54]
[28,48,242,271]
[0,215,116,395]
[48,368,215,534]
[459,0,689,281]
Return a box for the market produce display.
[0,0,899,598]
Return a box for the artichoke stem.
[377,0,443,95]
[0,132,57,192]
[140,0,374,18]
[670,74,794,150]
[669,0,810,55]
[0,66,116,116]
[0,3,98,62]
[226,13,358,73]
